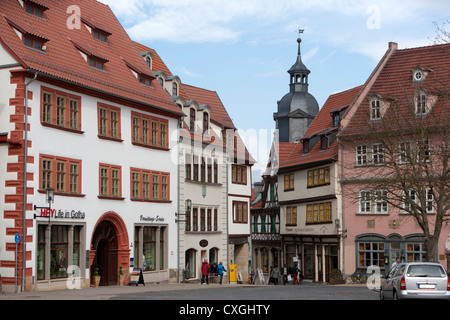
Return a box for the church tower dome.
[274,31,319,143]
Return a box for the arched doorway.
[90,212,129,286]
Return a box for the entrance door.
[304,245,314,279]
[92,221,118,286]
[185,249,196,279]
[390,242,401,269]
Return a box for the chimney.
[389,42,398,50]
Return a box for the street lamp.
[185,199,192,214]
[34,187,55,224]
[176,199,191,283]
[46,187,54,204]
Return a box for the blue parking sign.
[15,233,21,244]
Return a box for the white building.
[0,0,183,291]
[135,43,254,283]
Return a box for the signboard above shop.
[34,208,86,220]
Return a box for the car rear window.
[407,265,446,277]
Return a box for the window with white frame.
[402,188,434,213]
[374,190,388,213]
[372,143,384,165]
[415,92,428,115]
[356,143,384,166]
[359,190,372,213]
[356,145,368,165]
[370,99,381,120]
[359,190,388,214]
[425,188,434,213]
[398,141,411,164]
[398,140,430,164]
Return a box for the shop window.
[357,242,385,268]
[37,224,83,281]
[135,226,167,272]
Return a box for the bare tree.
[431,20,450,44]
[342,79,450,262]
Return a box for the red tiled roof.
[133,41,173,77]
[0,0,183,117]
[182,84,236,129]
[279,85,362,169]
[305,85,363,138]
[340,43,450,137]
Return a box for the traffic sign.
[15,233,21,244]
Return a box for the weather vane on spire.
[296,29,304,56]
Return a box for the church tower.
[273,31,319,142]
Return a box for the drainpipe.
[337,136,345,278]
[22,71,38,291]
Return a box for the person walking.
[282,265,288,285]
[217,261,227,285]
[293,264,299,285]
[201,259,210,285]
[272,266,280,285]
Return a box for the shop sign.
[139,215,165,222]
[36,208,85,219]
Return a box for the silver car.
[380,262,450,300]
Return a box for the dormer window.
[158,77,164,86]
[146,56,152,68]
[203,112,209,133]
[6,17,49,52]
[72,40,109,71]
[139,75,152,87]
[415,92,428,115]
[25,3,43,17]
[172,82,178,96]
[320,136,328,150]
[332,112,340,127]
[302,139,309,154]
[189,108,196,132]
[23,1,48,18]
[414,71,423,82]
[412,66,431,84]
[370,99,381,120]
[24,34,45,51]
[93,30,108,42]
[81,17,112,43]
[88,56,105,70]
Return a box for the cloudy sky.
[100,0,449,178]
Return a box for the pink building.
[338,42,450,277]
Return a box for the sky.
[99,0,449,181]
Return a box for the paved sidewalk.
[0,282,246,300]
